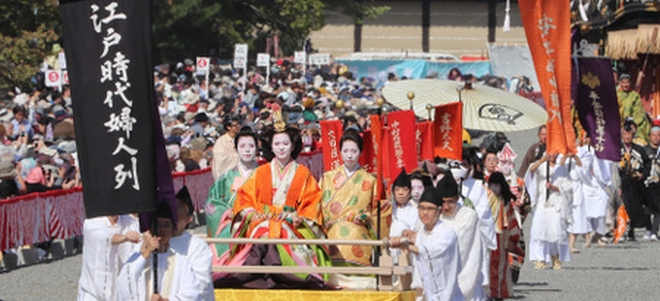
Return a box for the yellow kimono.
[320,166,377,266]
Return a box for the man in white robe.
[390,169,420,237]
[392,187,464,301]
[77,215,140,301]
[573,141,612,247]
[525,154,571,269]
[460,157,497,289]
[440,173,486,301]
[118,204,202,301]
[212,118,240,179]
[170,187,215,301]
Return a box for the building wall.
[311,1,528,58]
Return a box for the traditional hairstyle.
[488,172,516,205]
[234,126,258,150]
[260,108,303,161]
[340,128,364,152]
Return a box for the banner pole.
[152,216,158,294]
[205,71,209,100]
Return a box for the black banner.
[60,0,159,218]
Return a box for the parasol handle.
[375,197,382,290]
[636,27,658,93]
[545,160,550,202]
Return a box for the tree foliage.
[152,0,325,63]
[0,0,59,89]
[323,0,390,25]
[0,0,390,88]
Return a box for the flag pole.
[152,215,158,294]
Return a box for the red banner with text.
[416,121,434,161]
[433,102,463,161]
[386,110,418,183]
[320,120,343,172]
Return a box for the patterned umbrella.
[382,79,548,132]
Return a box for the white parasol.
[382,79,548,132]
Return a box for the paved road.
[2,230,659,301]
[3,128,658,300]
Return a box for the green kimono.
[205,166,252,256]
[618,88,650,144]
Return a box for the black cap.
[156,201,174,222]
[392,169,411,189]
[436,171,459,198]
[623,116,635,132]
[410,168,433,187]
[419,187,443,207]
[176,186,194,216]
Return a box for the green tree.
[323,0,390,52]
[152,0,326,63]
[0,0,60,88]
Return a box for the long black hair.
[260,127,303,161]
[488,171,516,205]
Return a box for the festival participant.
[487,172,524,300]
[573,136,612,247]
[461,147,497,289]
[211,117,240,179]
[618,118,651,241]
[526,153,571,270]
[496,143,529,283]
[218,109,330,289]
[319,128,378,288]
[117,203,201,301]
[391,187,464,301]
[643,123,660,241]
[439,171,486,301]
[78,215,140,301]
[617,74,650,145]
[205,127,258,256]
[564,143,590,253]
[483,150,499,180]
[389,169,419,237]
[518,125,547,176]
[409,167,433,204]
[170,187,215,301]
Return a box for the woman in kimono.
[526,153,571,270]
[319,128,377,288]
[215,109,331,289]
[205,127,258,257]
[487,172,525,300]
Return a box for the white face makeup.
[237,136,257,164]
[498,160,513,176]
[272,133,292,163]
[341,140,360,172]
[411,179,425,201]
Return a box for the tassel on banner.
[503,0,511,33]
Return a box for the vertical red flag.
[320,120,343,172]
[519,0,576,154]
[370,115,384,199]
[386,110,418,182]
[433,102,463,161]
[416,121,434,161]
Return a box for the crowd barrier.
[0,151,324,252]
